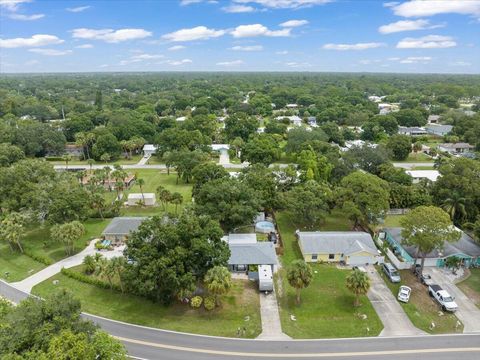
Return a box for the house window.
[311,254,318,261]
[328,254,335,260]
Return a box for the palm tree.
[345,269,371,307]
[111,257,126,293]
[287,260,313,304]
[91,193,106,219]
[204,266,232,306]
[170,192,183,214]
[62,154,72,170]
[75,132,88,159]
[104,166,112,190]
[87,158,95,172]
[100,153,111,164]
[83,255,97,274]
[76,170,86,185]
[159,189,172,211]
[137,178,146,204]
[120,140,129,159]
[95,257,116,289]
[441,192,467,224]
[0,212,25,253]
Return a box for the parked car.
[382,262,401,283]
[428,284,458,312]
[413,265,434,286]
[397,285,411,303]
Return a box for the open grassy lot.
[458,268,480,308]
[276,264,383,338]
[48,154,143,165]
[382,215,406,228]
[377,268,462,333]
[22,219,111,262]
[397,152,434,163]
[0,219,110,282]
[32,272,262,338]
[117,170,192,216]
[0,243,45,282]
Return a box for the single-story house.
[398,126,427,136]
[296,231,382,266]
[307,116,318,126]
[427,115,441,123]
[176,116,186,122]
[210,144,230,151]
[438,143,474,155]
[406,170,440,183]
[228,242,277,272]
[425,124,453,137]
[382,227,480,268]
[127,193,156,206]
[102,217,147,244]
[64,144,84,157]
[275,115,302,126]
[286,103,298,109]
[143,144,158,156]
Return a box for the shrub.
[23,249,54,265]
[190,296,203,308]
[204,296,215,311]
[61,267,122,292]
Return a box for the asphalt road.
[2,280,479,360]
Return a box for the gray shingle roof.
[228,242,277,265]
[297,231,378,256]
[102,217,148,236]
[385,227,480,258]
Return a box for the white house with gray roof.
[228,242,277,272]
[102,217,147,244]
[296,231,382,265]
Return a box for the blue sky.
[1,0,479,73]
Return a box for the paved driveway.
[366,266,425,336]
[425,268,480,333]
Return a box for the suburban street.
[1,280,479,360]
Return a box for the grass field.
[276,264,383,338]
[458,269,480,308]
[32,272,262,338]
[48,154,143,165]
[397,152,434,163]
[382,215,406,228]
[378,268,462,333]
[0,219,110,282]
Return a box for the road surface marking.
[116,336,480,358]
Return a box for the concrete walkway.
[218,149,230,165]
[256,288,291,340]
[137,155,151,165]
[12,239,125,293]
[366,266,426,336]
[426,267,480,333]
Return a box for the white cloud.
[276,50,288,55]
[233,0,332,9]
[28,48,72,56]
[383,1,399,8]
[323,42,385,50]
[279,19,309,28]
[168,45,186,51]
[75,44,93,49]
[450,61,471,66]
[71,28,152,43]
[378,19,443,34]
[166,59,192,65]
[391,0,480,18]
[0,0,31,11]
[231,24,291,38]
[399,56,432,63]
[285,61,311,68]
[358,59,382,65]
[162,26,225,42]
[222,4,256,12]
[131,54,164,60]
[230,45,263,51]
[8,13,44,20]
[66,5,91,12]
[180,0,203,5]
[396,35,456,49]
[216,60,244,66]
[0,34,64,48]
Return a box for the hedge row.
[23,249,54,266]
[60,267,121,292]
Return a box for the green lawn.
[382,215,406,228]
[32,273,262,338]
[117,170,192,216]
[22,219,111,262]
[458,268,480,308]
[48,154,143,165]
[377,268,462,334]
[0,243,45,282]
[0,219,110,282]
[276,264,383,338]
[397,152,434,163]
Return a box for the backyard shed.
[127,193,156,206]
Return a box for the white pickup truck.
[428,284,458,312]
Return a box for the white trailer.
[258,265,273,292]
